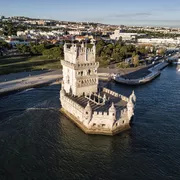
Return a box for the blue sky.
[1,0,180,27]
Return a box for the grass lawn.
[0,55,62,75]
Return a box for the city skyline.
[1,0,180,27]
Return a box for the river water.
[0,66,180,180]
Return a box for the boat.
[176,66,180,71]
[173,58,180,65]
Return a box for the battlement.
[60,41,136,135]
[64,43,95,53]
[64,43,96,64]
[103,88,129,102]
[61,60,99,70]
[93,111,109,116]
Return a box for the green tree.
[132,54,139,67]
[158,48,166,56]
[0,39,9,49]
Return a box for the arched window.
[81,71,83,76]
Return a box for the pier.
[113,62,169,85]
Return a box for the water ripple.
[0,68,180,179]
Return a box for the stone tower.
[61,43,99,96]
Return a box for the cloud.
[82,12,152,22]
[112,12,152,18]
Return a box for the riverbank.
[0,65,143,96]
[112,62,169,85]
[0,70,62,96]
[0,62,169,96]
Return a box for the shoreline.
[0,63,169,96]
[112,62,169,85]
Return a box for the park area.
[0,55,61,75]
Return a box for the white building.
[17,31,26,36]
[110,29,138,41]
[138,38,180,45]
[60,43,136,135]
[68,31,81,35]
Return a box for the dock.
[113,62,169,85]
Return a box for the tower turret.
[83,101,92,124]
[109,102,116,121]
[127,91,136,121]
[61,42,99,97]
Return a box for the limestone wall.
[89,109,129,130]
[77,49,95,64]
[60,94,84,122]
[64,43,96,65]
[62,66,76,94]
[76,84,98,96]
[103,87,129,102]
[61,93,131,131]
[64,48,77,64]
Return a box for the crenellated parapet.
[60,42,136,135]
[61,60,99,70]
[64,42,96,64]
[60,89,84,112]
[103,87,129,102]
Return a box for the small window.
[86,112,88,114]
[116,123,118,127]
[88,69,91,75]
[102,124,105,127]
[112,113,115,116]
[122,121,124,124]
[93,123,96,126]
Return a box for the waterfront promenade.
[0,70,110,95]
[0,63,169,95]
[113,62,169,85]
[0,70,63,96]
[0,65,139,96]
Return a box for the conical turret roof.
[109,102,116,112]
[85,101,92,111]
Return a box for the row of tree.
[11,39,166,68]
[125,29,180,38]
[95,39,157,67]
[0,39,10,49]
[16,43,64,60]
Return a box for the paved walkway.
[113,62,168,85]
[0,64,162,96]
[0,69,111,95]
[0,70,62,95]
